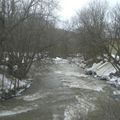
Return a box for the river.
[0,57,120,120]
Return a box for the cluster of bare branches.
[73,0,120,73]
[0,0,59,96]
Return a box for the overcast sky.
[59,0,120,21]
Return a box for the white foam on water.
[54,71,62,74]
[62,80,104,92]
[75,96,95,111]
[95,87,103,92]
[55,70,88,78]
[64,72,87,78]
[0,105,38,117]
[22,92,51,101]
[64,105,81,120]
[64,96,95,120]
[53,114,60,120]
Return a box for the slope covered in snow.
[86,61,120,95]
[0,74,32,99]
[87,61,116,77]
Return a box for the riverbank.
[0,57,120,120]
[0,74,32,100]
[85,60,120,95]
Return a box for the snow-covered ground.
[85,61,120,95]
[87,61,116,76]
[0,74,32,99]
[53,57,68,64]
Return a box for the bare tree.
[106,4,120,72]
[74,0,108,61]
[0,0,59,96]
[74,0,120,74]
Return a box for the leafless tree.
[74,0,108,61]
[0,0,59,95]
[106,3,120,72]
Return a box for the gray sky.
[59,0,120,21]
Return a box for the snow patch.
[0,74,14,90]
[70,57,86,68]
[86,61,116,77]
[107,76,120,89]
[86,60,120,94]
[53,57,68,64]
[0,74,32,98]
[113,90,120,95]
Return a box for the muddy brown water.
[0,58,120,120]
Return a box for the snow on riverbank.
[86,61,120,95]
[0,74,32,99]
[53,56,86,68]
[0,74,14,91]
[46,56,120,95]
[87,61,116,76]
[53,57,68,64]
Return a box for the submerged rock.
[98,76,109,81]
[85,70,96,76]
[110,72,120,77]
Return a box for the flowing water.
[0,58,120,120]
